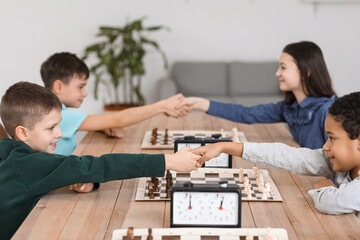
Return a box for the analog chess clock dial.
[171,182,241,227]
[174,136,202,152]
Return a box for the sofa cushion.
[172,62,227,96]
[229,61,281,96]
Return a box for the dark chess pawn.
[151,136,156,145]
[151,177,156,184]
[169,172,173,187]
[147,228,153,240]
[166,187,171,198]
[154,178,160,192]
[148,186,155,199]
[164,129,168,145]
[148,181,154,191]
[166,170,171,179]
[125,227,135,240]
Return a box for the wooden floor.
[13,112,360,240]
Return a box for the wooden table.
[13,112,360,239]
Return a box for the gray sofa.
[158,61,283,106]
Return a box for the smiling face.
[276,52,306,99]
[56,75,88,108]
[22,109,63,153]
[323,114,360,178]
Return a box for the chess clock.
[174,136,202,152]
[174,134,232,168]
[203,134,232,168]
[171,181,241,228]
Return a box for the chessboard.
[112,227,289,240]
[141,129,247,149]
[135,168,282,202]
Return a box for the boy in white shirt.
[192,92,360,218]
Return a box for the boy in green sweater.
[0,82,201,240]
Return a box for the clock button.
[211,133,222,139]
[184,136,195,140]
[183,182,194,187]
[219,181,228,188]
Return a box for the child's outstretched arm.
[191,142,243,165]
[78,94,190,131]
[176,97,210,112]
[192,142,333,178]
[165,148,202,172]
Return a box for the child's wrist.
[164,154,174,170]
[156,100,167,114]
[197,98,210,112]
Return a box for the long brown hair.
[282,41,335,103]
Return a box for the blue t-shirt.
[55,105,87,155]
[207,95,337,149]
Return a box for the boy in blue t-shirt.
[40,52,190,156]
[0,82,201,239]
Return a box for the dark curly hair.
[328,92,360,139]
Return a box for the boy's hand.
[69,183,94,193]
[176,97,210,112]
[160,94,191,118]
[104,127,125,138]
[312,179,336,189]
[191,143,224,165]
[165,148,201,172]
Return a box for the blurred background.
[1,0,359,116]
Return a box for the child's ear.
[357,136,360,151]
[15,126,28,142]
[52,80,64,94]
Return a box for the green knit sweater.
[0,138,165,240]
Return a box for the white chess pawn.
[239,168,244,182]
[252,167,258,177]
[220,128,225,137]
[265,183,271,192]
[265,227,274,240]
[261,190,268,200]
[232,128,240,142]
[244,176,249,185]
[246,230,254,240]
[247,192,253,200]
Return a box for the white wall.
[1,0,360,115]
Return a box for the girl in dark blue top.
[178,41,336,149]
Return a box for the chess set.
[135,168,282,202]
[141,128,247,149]
[112,227,289,240]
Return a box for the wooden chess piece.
[166,187,171,198]
[154,178,160,192]
[125,227,135,240]
[147,228,153,240]
[148,181,154,191]
[149,186,155,199]
[169,173,173,187]
[164,129,169,145]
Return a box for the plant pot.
[104,103,142,111]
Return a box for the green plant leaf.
[133,85,145,105]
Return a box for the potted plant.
[82,17,168,110]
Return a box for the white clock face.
[204,143,230,167]
[172,191,239,226]
[177,143,202,150]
